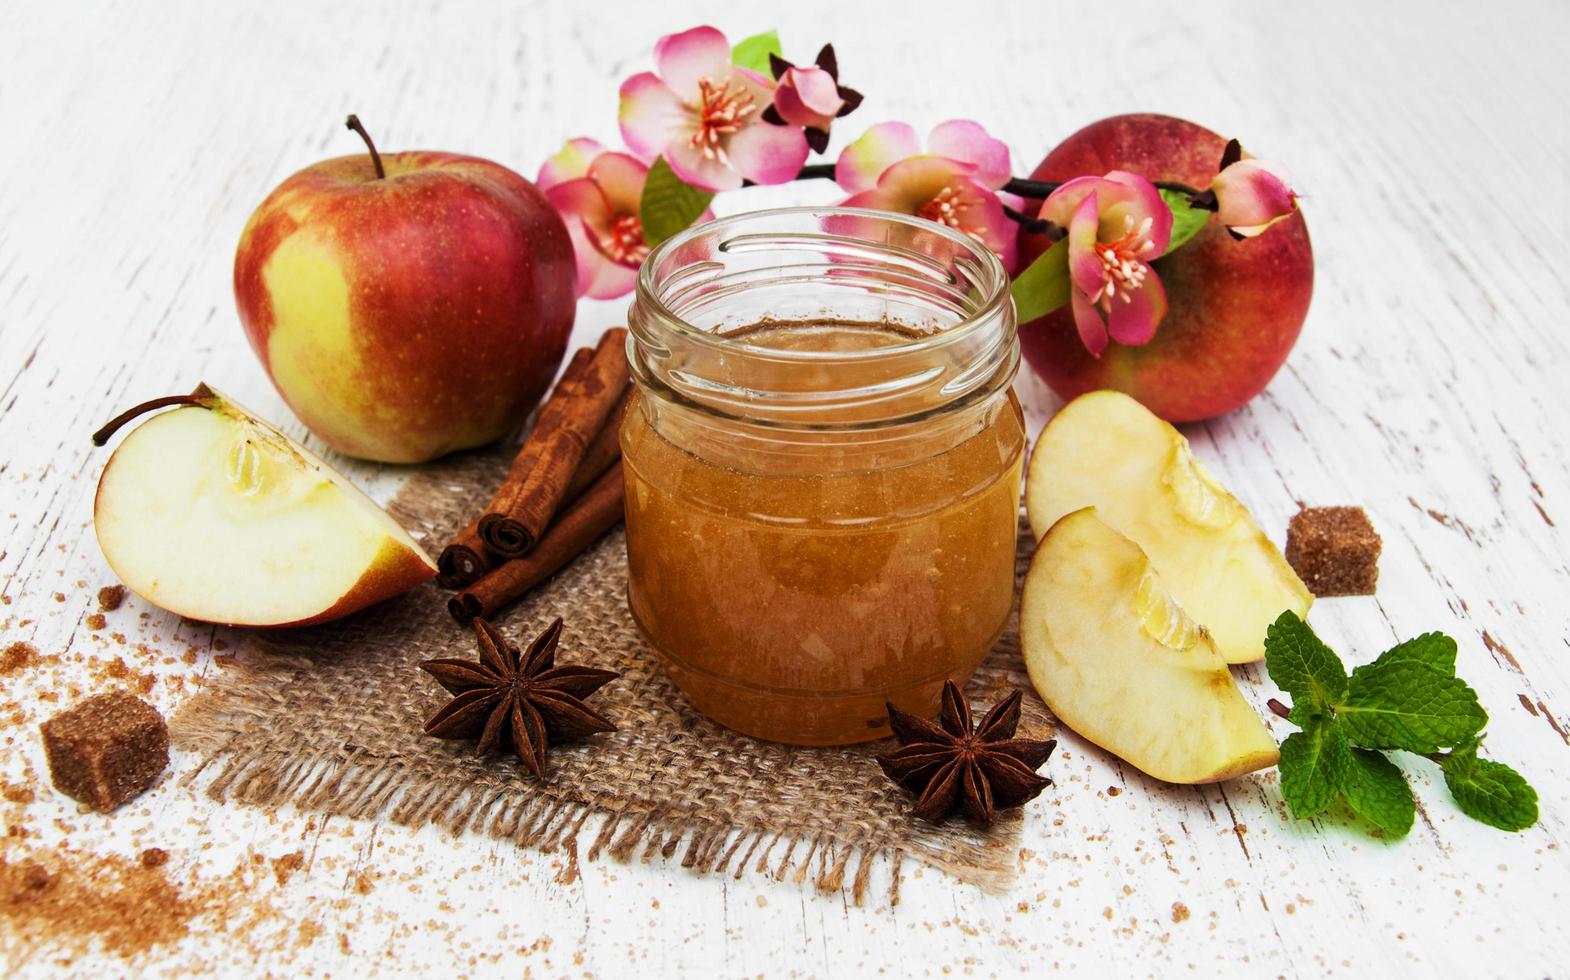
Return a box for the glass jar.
[622,207,1024,746]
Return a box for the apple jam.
[623,209,1023,745]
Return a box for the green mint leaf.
[731,30,782,75]
[639,156,716,248]
[1279,717,1344,818]
[1441,742,1539,831]
[1333,744,1415,837]
[1158,189,1211,256]
[1264,612,1348,720]
[1365,631,1458,675]
[1340,661,1487,753]
[1010,238,1070,324]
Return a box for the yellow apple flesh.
[1020,508,1279,784]
[1026,390,1310,663]
[93,386,436,627]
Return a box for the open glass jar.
[622,207,1023,745]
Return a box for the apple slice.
[92,384,436,627]
[1026,390,1309,663]
[1020,508,1279,784]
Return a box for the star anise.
[875,680,1056,826]
[419,617,618,778]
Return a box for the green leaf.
[731,30,782,75]
[1279,717,1344,818]
[1159,189,1212,256]
[1442,743,1539,831]
[1365,632,1458,675]
[1010,238,1070,324]
[1333,744,1415,837]
[1264,612,1348,721]
[1339,662,1487,753]
[639,156,716,248]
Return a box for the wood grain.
[1,0,1566,974]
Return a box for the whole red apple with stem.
[235,116,576,463]
[1016,114,1313,422]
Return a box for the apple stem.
[92,388,213,446]
[1266,698,1292,720]
[345,114,386,180]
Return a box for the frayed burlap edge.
[172,660,1029,905]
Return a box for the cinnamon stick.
[435,518,489,589]
[478,329,629,558]
[434,349,593,589]
[564,387,632,501]
[436,391,630,589]
[450,466,626,623]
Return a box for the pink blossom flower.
[538,138,708,300]
[834,120,1019,270]
[618,26,809,192]
[764,45,862,154]
[1211,149,1299,238]
[1038,171,1173,357]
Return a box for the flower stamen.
[1089,213,1158,311]
[598,213,649,266]
[916,183,989,246]
[689,76,757,163]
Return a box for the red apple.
[1016,114,1313,422]
[234,118,576,463]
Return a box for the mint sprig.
[1265,612,1538,836]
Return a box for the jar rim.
[633,205,1013,360]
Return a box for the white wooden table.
[3,0,1567,974]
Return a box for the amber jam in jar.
[622,207,1023,745]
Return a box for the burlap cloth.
[172,447,1056,905]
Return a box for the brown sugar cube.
[1285,506,1381,596]
[41,692,169,811]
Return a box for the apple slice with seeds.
[1026,390,1310,664]
[1020,508,1279,784]
[92,384,436,627]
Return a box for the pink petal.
[725,120,810,186]
[663,135,743,192]
[1103,170,1172,254]
[1212,159,1297,233]
[1070,287,1109,358]
[869,156,968,212]
[587,151,648,216]
[835,121,922,193]
[1105,263,1167,346]
[537,137,604,191]
[773,67,843,129]
[618,72,686,163]
[581,255,640,300]
[1066,191,1106,298]
[653,25,732,96]
[545,179,615,299]
[1039,175,1108,228]
[928,119,1011,189]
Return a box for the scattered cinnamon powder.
[52,593,66,604]
[85,614,107,631]
[353,871,374,895]
[271,851,305,886]
[1171,901,1191,923]
[139,848,169,869]
[0,642,39,676]
[91,657,156,697]
[1,782,35,805]
[0,846,195,960]
[97,586,127,612]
